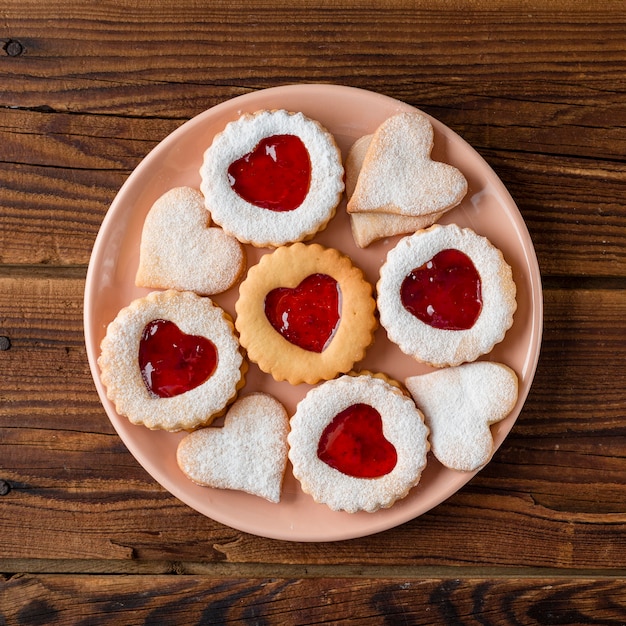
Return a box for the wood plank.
[2,574,626,624]
[0,120,624,272]
[1,275,626,565]
[0,3,624,272]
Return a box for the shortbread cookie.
[377,224,517,367]
[98,290,245,431]
[405,362,519,472]
[346,134,446,247]
[177,393,289,503]
[200,109,344,247]
[288,374,430,513]
[347,112,467,218]
[235,243,377,385]
[135,187,245,296]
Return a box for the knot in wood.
[0,336,11,351]
[0,480,11,496]
[4,40,24,57]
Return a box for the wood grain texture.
[1,0,626,618]
[1,2,625,272]
[2,574,626,625]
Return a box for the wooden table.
[1,1,625,623]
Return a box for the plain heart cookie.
[347,112,467,219]
[345,133,447,248]
[135,186,245,296]
[176,393,289,503]
[405,361,519,472]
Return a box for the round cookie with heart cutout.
[288,373,430,513]
[200,109,344,247]
[98,289,246,431]
[235,243,377,385]
[377,224,517,368]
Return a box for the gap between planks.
[2,560,626,580]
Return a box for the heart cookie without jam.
[405,361,519,472]
[176,393,289,503]
[345,133,447,248]
[347,112,467,220]
[135,187,245,296]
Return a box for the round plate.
[84,84,543,541]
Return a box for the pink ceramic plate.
[84,85,542,541]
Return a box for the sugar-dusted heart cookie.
[98,289,246,431]
[345,134,446,248]
[288,373,429,513]
[347,112,467,219]
[135,187,245,296]
[176,393,289,503]
[405,361,519,472]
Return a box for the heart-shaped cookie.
[264,272,340,353]
[347,112,467,218]
[405,362,518,472]
[176,393,289,503]
[135,186,245,296]
[345,133,446,248]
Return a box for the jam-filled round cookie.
[377,224,517,367]
[288,374,430,513]
[200,109,344,247]
[235,243,377,385]
[98,290,245,431]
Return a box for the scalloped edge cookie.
[98,289,246,431]
[377,224,517,367]
[235,243,377,385]
[200,109,344,247]
[288,373,430,513]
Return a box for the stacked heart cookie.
[98,104,522,512]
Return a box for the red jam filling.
[317,403,398,478]
[227,134,311,212]
[400,248,482,331]
[264,273,340,353]
[138,319,218,398]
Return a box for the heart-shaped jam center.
[227,134,311,212]
[138,319,218,398]
[264,273,340,353]
[400,248,482,330]
[317,403,397,478]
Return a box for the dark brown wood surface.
[2,1,626,623]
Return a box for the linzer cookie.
[377,224,517,367]
[288,373,430,513]
[406,362,519,472]
[346,112,467,247]
[135,187,245,296]
[200,109,344,247]
[98,290,245,431]
[235,243,377,385]
[177,393,289,503]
